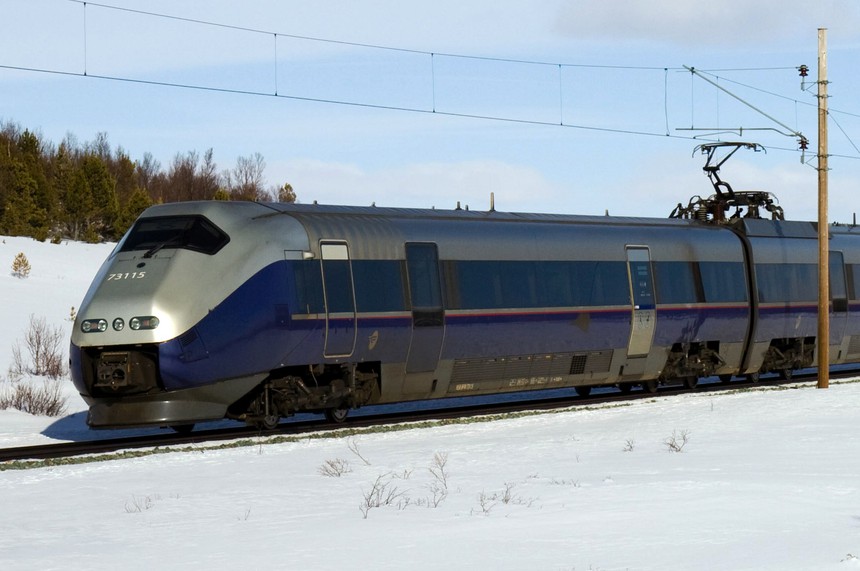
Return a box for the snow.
[3,235,860,570]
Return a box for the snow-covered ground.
[2,235,860,570]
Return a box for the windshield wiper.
[143,236,181,258]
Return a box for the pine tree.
[278,182,297,203]
[80,153,118,238]
[64,166,94,242]
[0,159,48,238]
[114,187,152,236]
[11,252,31,278]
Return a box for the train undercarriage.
[230,363,382,429]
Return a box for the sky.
[2,0,860,221]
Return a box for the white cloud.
[554,1,860,48]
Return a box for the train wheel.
[683,377,698,389]
[779,368,794,381]
[719,374,733,383]
[575,386,592,397]
[618,383,634,394]
[746,372,761,383]
[325,407,350,423]
[641,380,658,393]
[257,415,280,430]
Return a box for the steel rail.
[1,369,856,465]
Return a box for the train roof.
[254,201,702,228]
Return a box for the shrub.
[318,458,352,477]
[664,429,691,452]
[11,252,31,278]
[8,315,65,379]
[0,380,67,417]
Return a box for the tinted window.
[830,252,847,301]
[699,262,748,303]
[322,259,355,313]
[756,263,817,302]
[406,244,443,310]
[353,260,407,312]
[655,261,700,304]
[293,261,325,314]
[120,216,229,256]
[406,243,443,327]
[445,260,629,310]
[848,264,860,300]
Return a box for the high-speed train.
[69,197,860,430]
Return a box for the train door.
[405,242,445,372]
[626,246,656,357]
[320,241,357,358]
[830,250,849,357]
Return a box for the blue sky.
[3,0,860,221]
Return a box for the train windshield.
[119,215,230,257]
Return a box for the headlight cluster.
[81,316,159,333]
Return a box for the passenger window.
[406,243,443,327]
[700,262,748,303]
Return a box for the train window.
[119,215,229,256]
[406,243,443,327]
[830,252,847,303]
[352,260,407,312]
[447,260,628,310]
[654,261,700,304]
[453,261,499,309]
[321,259,355,314]
[582,261,629,306]
[756,263,818,302]
[848,264,860,300]
[292,261,325,314]
[699,262,748,303]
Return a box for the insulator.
[696,204,708,221]
[798,64,809,77]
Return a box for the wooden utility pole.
[817,28,829,389]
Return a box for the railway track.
[2,369,857,466]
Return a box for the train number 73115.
[106,272,146,281]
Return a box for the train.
[69,181,860,430]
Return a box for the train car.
[741,218,860,377]
[69,197,860,430]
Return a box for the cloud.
[270,158,566,213]
[554,0,860,48]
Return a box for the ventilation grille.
[179,329,198,348]
[570,351,613,375]
[451,350,613,385]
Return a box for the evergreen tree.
[80,153,118,238]
[64,166,94,241]
[278,182,297,203]
[114,187,152,236]
[0,159,48,239]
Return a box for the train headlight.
[130,316,160,330]
[112,318,125,331]
[81,319,108,333]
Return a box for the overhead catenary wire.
[0,0,852,161]
[0,62,710,143]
